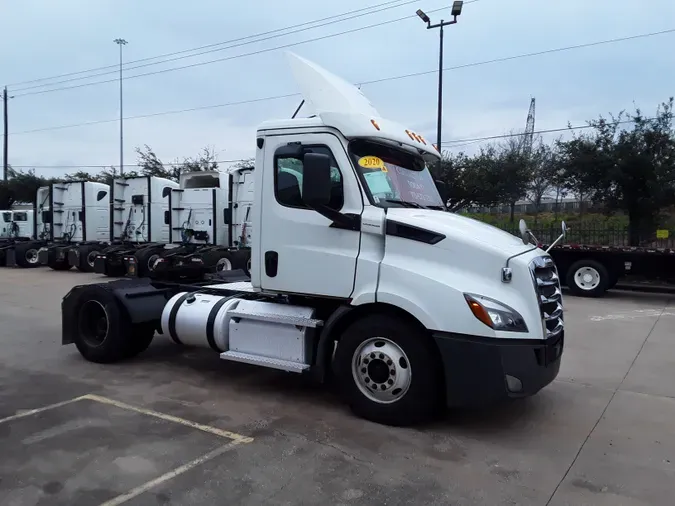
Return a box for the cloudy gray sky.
[1,0,674,179]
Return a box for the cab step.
[221,299,322,373]
[219,351,309,373]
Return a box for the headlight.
[464,293,528,332]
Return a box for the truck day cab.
[61,52,565,426]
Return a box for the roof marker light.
[371,119,381,131]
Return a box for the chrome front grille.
[530,256,564,338]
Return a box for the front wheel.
[334,314,443,426]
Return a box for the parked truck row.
[0,166,255,277]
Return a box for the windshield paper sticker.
[358,156,385,170]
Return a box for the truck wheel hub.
[79,300,109,346]
[216,257,232,271]
[575,267,600,290]
[25,249,38,264]
[87,251,98,267]
[352,337,411,404]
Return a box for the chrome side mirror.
[518,219,530,245]
[546,221,568,253]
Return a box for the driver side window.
[274,145,344,211]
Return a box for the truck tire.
[14,242,41,268]
[124,322,156,358]
[334,314,443,427]
[73,286,134,363]
[135,247,164,277]
[232,249,251,276]
[203,250,235,273]
[49,258,72,271]
[566,259,610,297]
[76,244,102,273]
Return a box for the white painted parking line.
[82,394,253,443]
[0,393,253,443]
[99,440,244,506]
[0,396,85,424]
[0,392,255,505]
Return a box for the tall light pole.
[416,1,463,158]
[114,38,128,175]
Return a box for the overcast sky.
[1,0,674,179]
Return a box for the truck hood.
[386,208,534,257]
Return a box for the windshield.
[348,139,444,209]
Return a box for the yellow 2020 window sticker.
[358,156,385,170]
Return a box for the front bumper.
[434,331,563,408]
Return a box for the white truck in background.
[124,166,254,278]
[0,210,36,266]
[93,175,179,277]
[0,210,34,239]
[2,187,54,268]
[33,181,110,270]
[61,52,565,426]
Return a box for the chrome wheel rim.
[351,337,411,404]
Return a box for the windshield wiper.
[384,199,425,209]
[425,205,446,211]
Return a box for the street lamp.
[416,1,463,157]
[114,38,128,175]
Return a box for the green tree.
[557,98,675,244]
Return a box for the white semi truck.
[0,209,36,266]
[34,181,110,270]
[93,175,179,276]
[3,186,55,267]
[61,52,565,426]
[0,210,34,239]
[124,166,255,279]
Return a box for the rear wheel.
[14,243,41,268]
[135,247,164,277]
[202,250,235,273]
[334,314,443,427]
[49,258,72,271]
[566,259,610,297]
[74,288,132,363]
[76,245,102,272]
[124,322,156,358]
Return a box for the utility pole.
[3,87,8,181]
[416,2,464,159]
[114,38,128,176]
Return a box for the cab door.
[259,132,363,298]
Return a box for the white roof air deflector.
[285,52,379,118]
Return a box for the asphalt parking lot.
[0,268,673,506]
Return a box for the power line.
[441,117,655,146]
[13,116,661,169]
[5,0,416,89]
[10,27,674,136]
[12,3,480,98]
[12,93,299,135]
[10,0,426,93]
[10,159,248,169]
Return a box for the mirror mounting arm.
[311,204,360,231]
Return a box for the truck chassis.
[547,243,675,297]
